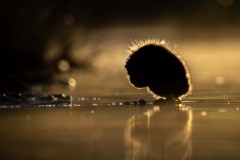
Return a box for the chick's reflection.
[125,105,192,160]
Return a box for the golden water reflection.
[125,105,192,160]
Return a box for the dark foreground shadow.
[124,104,192,160]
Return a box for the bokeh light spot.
[200,111,207,116]
[68,78,76,88]
[58,59,70,72]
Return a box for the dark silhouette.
[125,42,191,100]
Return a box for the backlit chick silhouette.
[125,39,191,100]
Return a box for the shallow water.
[0,93,240,160]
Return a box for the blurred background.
[1,0,240,97]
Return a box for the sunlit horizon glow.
[36,25,240,97]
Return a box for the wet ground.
[0,90,240,160]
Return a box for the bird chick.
[125,39,192,100]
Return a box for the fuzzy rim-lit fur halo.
[124,38,192,100]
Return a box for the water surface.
[0,92,240,160]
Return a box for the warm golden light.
[201,111,207,116]
[125,106,192,160]
[215,76,225,85]
[68,78,77,88]
[58,59,70,72]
